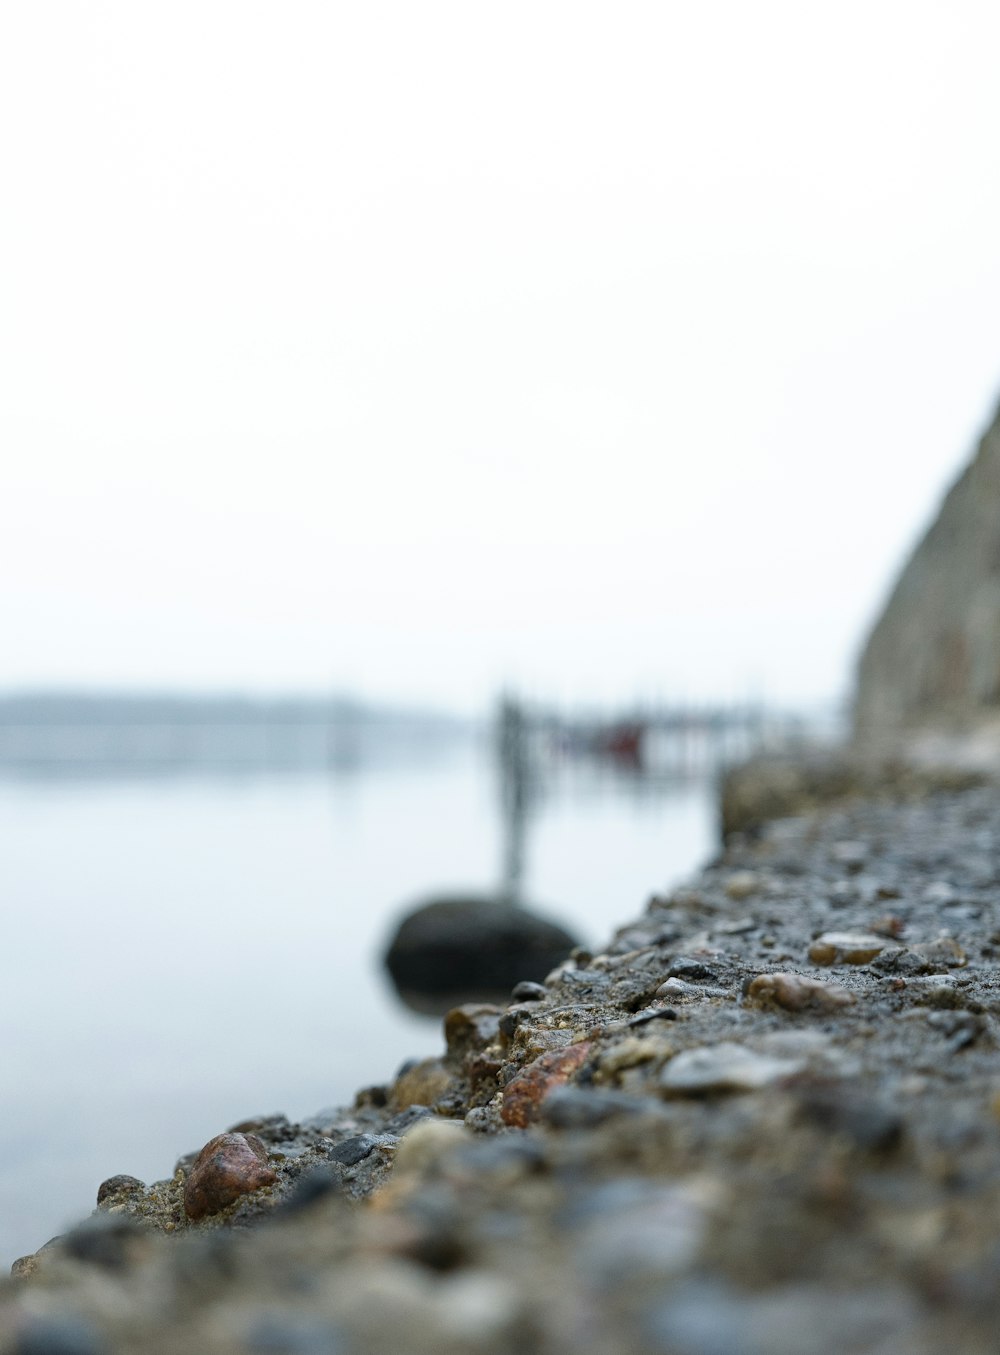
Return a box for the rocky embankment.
[6,777,1000,1353]
[854,396,1000,741]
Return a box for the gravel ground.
[5,779,1000,1354]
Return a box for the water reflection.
[0,693,472,778]
[381,695,778,1013]
[0,703,719,1266]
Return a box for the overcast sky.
[3,2,1000,714]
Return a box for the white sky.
[3,1,1000,714]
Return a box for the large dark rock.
[855,397,1000,740]
[384,895,577,1009]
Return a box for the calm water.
[0,742,715,1265]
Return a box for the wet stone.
[183,1132,277,1221]
[660,1042,805,1095]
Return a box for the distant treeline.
[0,692,469,730]
[0,693,476,774]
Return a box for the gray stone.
[660,1043,804,1095]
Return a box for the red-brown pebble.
[183,1132,277,1221]
[500,1042,592,1128]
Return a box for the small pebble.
[911,936,967,968]
[870,915,906,939]
[327,1134,379,1167]
[808,932,885,965]
[183,1132,277,1221]
[716,915,757,935]
[628,1005,679,1026]
[923,880,959,907]
[905,976,971,1010]
[828,882,856,908]
[391,1057,453,1110]
[667,957,719,983]
[499,1006,532,1040]
[510,980,547,1002]
[831,840,869,871]
[392,1118,467,1177]
[871,936,967,975]
[746,972,855,1013]
[660,1042,804,1095]
[443,1005,502,1057]
[96,1174,145,1207]
[500,1042,592,1127]
[656,977,700,999]
[725,871,760,900]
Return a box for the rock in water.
[384,895,577,1008]
[855,398,1000,740]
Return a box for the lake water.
[0,740,716,1266]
